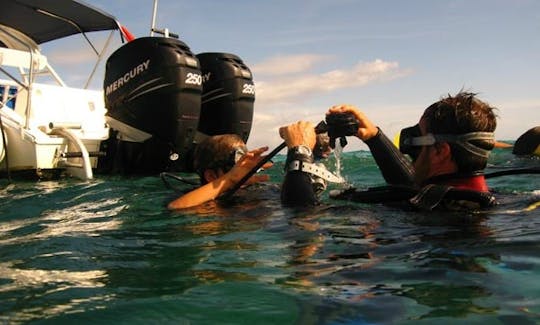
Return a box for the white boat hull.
[1,0,123,181]
[0,82,109,180]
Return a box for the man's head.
[193,134,247,184]
[313,133,332,159]
[400,92,497,184]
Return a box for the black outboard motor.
[99,37,202,174]
[196,53,255,143]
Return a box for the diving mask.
[399,124,494,161]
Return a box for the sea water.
[0,149,539,324]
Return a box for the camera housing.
[319,113,359,148]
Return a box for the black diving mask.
[399,124,495,161]
[205,146,247,172]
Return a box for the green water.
[0,149,539,324]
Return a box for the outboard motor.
[196,53,255,143]
[99,37,202,174]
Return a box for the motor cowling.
[197,53,255,143]
[100,37,202,174]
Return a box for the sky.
[41,0,540,151]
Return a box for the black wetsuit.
[357,129,496,210]
[281,129,497,210]
[364,128,415,186]
[280,129,414,207]
[281,147,320,206]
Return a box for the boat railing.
[1,25,72,130]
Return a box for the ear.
[203,169,219,182]
[433,142,453,163]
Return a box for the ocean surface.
[0,148,539,324]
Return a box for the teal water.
[1,149,539,324]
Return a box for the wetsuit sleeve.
[281,149,319,206]
[364,128,415,186]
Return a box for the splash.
[333,142,344,179]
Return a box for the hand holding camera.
[326,104,378,143]
[316,110,361,148]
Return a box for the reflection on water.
[0,151,539,323]
[398,283,498,319]
[0,261,107,293]
[0,199,124,246]
[0,261,110,321]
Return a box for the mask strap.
[408,134,436,146]
[434,132,494,158]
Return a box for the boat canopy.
[0,0,119,46]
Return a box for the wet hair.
[193,134,247,184]
[422,91,498,172]
[313,133,331,159]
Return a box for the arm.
[328,104,415,186]
[365,128,415,185]
[167,146,270,209]
[279,121,320,206]
[168,172,235,209]
[281,146,320,206]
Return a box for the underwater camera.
[317,113,360,148]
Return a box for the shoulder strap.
[409,184,451,210]
[410,184,497,210]
[329,184,418,202]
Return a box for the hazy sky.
[42,0,540,151]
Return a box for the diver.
[167,125,340,209]
[167,134,272,209]
[280,91,501,210]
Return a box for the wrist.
[225,166,246,184]
[286,145,314,166]
[362,126,380,141]
[364,127,382,144]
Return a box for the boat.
[0,0,256,180]
[0,0,127,180]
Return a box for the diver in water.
[166,130,332,209]
[280,91,500,210]
[167,134,272,209]
[167,124,337,209]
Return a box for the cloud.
[254,57,412,105]
[48,48,96,65]
[494,99,540,140]
[251,54,332,76]
[247,102,421,152]
[248,107,324,152]
[242,55,414,151]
